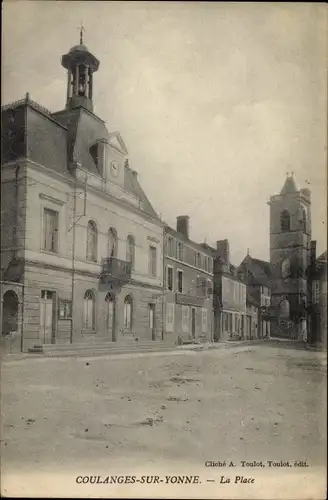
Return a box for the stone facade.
[204,240,247,342]
[164,219,213,344]
[269,176,311,339]
[1,41,165,353]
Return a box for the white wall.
[24,162,164,287]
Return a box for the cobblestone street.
[1,341,327,498]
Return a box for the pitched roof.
[280,175,298,195]
[239,254,272,287]
[247,289,260,308]
[317,250,327,263]
[3,97,161,220]
[124,166,160,220]
[165,226,213,255]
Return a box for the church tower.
[61,28,99,113]
[269,174,311,338]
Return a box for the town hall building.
[1,35,165,353]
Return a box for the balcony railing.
[175,293,205,307]
[100,257,132,283]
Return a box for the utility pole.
[69,169,87,344]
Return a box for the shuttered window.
[124,295,133,330]
[84,290,95,329]
[182,306,189,332]
[43,208,59,253]
[149,246,157,277]
[167,266,173,291]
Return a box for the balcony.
[175,293,205,307]
[100,257,132,284]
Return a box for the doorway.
[2,290,19,335]
[191,308,196,340]
[40,291,55,344]
[149,304,156,340]
[105,293,116,341]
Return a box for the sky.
[2,1,327,265]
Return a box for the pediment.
[108,132,128,155]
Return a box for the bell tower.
[268,173,311,338]
[61,28,99,112]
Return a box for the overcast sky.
[2,1,327,264]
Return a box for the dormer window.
[89,139,108,176]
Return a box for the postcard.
[1,1,327,499]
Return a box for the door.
[247,316,252,339]
[149,304,156,340]
[40,291,54,344]
[191,308,196,340]
[106,294,116,341]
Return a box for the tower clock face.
[110,161,119,177]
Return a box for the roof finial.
[247,247,250,256]
[79,23,85,45]
[291,171,294,178]
[286,171,289,178]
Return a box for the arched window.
[105,292,115,332]
[300,208,307,233]
[108,227,117,258]
[2,290,19,335]
[84,289,95,329]
[280,210,290,232]
[86,220,98,262]
[281,258,291,279]
[123,295,133,330]
[280,297,290,319]
[126,235,135,270]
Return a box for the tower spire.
[79,24,85,45]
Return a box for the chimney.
[216,239,230,266]
[176,216,189,239]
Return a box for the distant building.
[1,37,165,353]
[268,174,311,340]
[238,253,272,339]
[164,216,214,344]
[308,248,327,347]
[245,291,260,340]
[203,240,246,342]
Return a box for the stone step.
[28,347,43,354]
[41,340,174,357]
[43,344,177,358]
[42,341,167,351]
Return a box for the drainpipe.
[14,163,25,353]
[161,224,165,341]
[70,180,77,344]
[14,164,20,261]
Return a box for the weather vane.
[79,23,85,44]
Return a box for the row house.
[203,239,247,341]
[308,244,327,347]
[1,39,165,353]
[164,216,214,344]
[238,253,272,339]
[245,291,260,340]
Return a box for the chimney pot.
[176,215,189,239]
[216,239,230,267]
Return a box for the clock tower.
[61,28,99,113]
[268,174,311,339]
